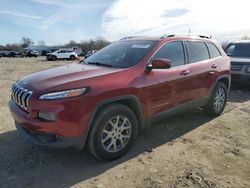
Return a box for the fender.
[81,95,145,148]
[209,74,231,97]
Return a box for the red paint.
[9,36,231,140]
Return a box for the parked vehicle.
[25,50,39,57]
[47,49,78,61]
[0,51,8,57]
[85,50,98,58]
[6,51,22,58]
[0,51,5,57]
[224,40,250,84]
[9,34,230,160]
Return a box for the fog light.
[38,111,56,121]
[246,66,250,73]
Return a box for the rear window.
[225,43,250,57]
[186,41,209,63]
[207,43,221,58]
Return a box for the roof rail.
[160,33,211,39]
[119,36,143,40]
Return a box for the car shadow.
[0,108,214,188]
[228,84,250,103]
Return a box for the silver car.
[225,41,250,84]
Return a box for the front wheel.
[51,55,57,61]
[87,104,138,161]
[205,82,227,116]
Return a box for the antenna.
[188,28,191,37]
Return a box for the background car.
[47,49,78,61]
[224,40,250,84]
[84,50,98,58]
[6,51,21,57]
[25,50,39,57]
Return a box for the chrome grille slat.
[17,87,24,105]
[13,86,19,101]
[21,89,28,108]
[11,83,33,111]
[231,64,242,70]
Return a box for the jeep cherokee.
[9,34,231,160]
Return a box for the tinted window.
[225,43,250,57]
[207,43,221,58]
[84,41,156,68]
[152,41,185,67]
[65,50,73,53]
[186,41,209,63]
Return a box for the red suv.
[9,34,231,160]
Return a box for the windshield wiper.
[87,61,112,67]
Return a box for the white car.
[47,49,78,61]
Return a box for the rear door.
[65,50,73,58]
[145,41,194,117]
[185,41,222,99]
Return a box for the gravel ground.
[0,57,250,188]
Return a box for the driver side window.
[152,41,185,67]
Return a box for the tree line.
[0,37,110,52]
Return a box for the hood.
[18,63,122,92]
[230,57,250,64]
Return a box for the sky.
[0,0,250,45]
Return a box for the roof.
[229,40,250,44]
[119,33,213,42]
[119,36,161,41]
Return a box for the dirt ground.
[0,57,250,188]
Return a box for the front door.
[145,41,194,117]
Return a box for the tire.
[70,55,75,60]
[205,82,227,116]
[87,104,138,161]
[51,55,57,61]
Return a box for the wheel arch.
[82,95,145,148]
[209,75,231,97]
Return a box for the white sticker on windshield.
[131,44,150,49]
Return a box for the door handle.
[180,70,190,76]
[211,64,218,69]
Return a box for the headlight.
[246,66,250,73]
[39,88,87,100]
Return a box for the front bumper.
[9,100,90,149]
[231,72,250,84]
[15,122,85,150]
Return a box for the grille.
[11,83,33,111]
[231,64,242,70]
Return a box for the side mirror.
[146,58,171,71]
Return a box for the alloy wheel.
[101,115,132,153]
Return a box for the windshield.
[82,41,156,68]
[225,43,250,57]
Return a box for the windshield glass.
[82,41,156,68]
[225,43,250,57]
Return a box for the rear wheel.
[70,55,75,60]
[87,104,138,161]
[205,82,227,116]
